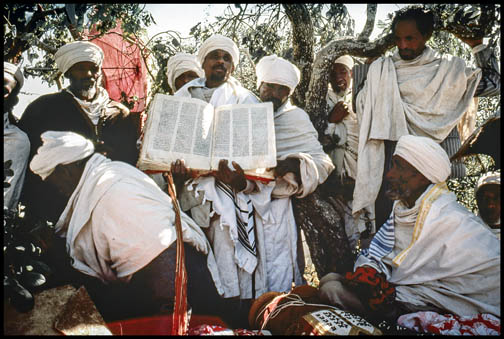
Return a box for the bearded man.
[17,41,139,223]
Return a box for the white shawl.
[273,101,335,198]
[356,183,500,317]
[353,47,482,215]
[55,153,209,282]
[175,76,259,106]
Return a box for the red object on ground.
[107,314,229,335]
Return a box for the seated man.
[4,62,30,211]
[18,41,139,223]
[166,52,204,93]
[475,171,500,239]
[319,135,500,323]
[29,131,222,321]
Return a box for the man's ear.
[230,64,235,74]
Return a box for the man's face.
[259,82,290,111]
[65,61,101,100]
[477,185,501,226]
[329,63,352,94]
[385,155,430,207]
[202,49,234,87]
[174,70,200,91]
[394,19,428,60]
[4,73,18,112]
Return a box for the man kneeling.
[319,135,500,323]
[29,131,221,321]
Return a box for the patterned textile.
[188,324,271,335]
[398,311,501,335]
[216,180,257,260]
[344,266,396,311]
[356,212,395,274]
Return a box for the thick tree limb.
[357,4,377,41]
[283,4,314,108]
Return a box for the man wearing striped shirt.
[318,135,500,323]
[351,6,501,230]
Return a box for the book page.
[210,102,276,172]
[137,94,215,171]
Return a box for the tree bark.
[283,4,314,109]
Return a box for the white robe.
[355,183,500,317]
[55,153,210,283]
[179,99,334,298]
[4,113,30,210]
[353,47,482,218]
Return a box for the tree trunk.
[283,4,314,109]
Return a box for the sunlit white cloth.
[55,153,210,283]
[54,41,104,75]
[4,61,24,88]
[394,134,451,184]
[166,52,204,91]
[355,183,500,317]
[255,55,301,95]
[175,76,259,106]
[197,34,240,69]
[64,86,110,125]
[353,46,482,216]
[30,131,94,180]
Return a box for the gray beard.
[78,86,97,101]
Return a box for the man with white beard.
[18,41,139,223]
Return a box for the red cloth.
[344,266,396,311]
[87,24,148,113]
[398,311,501,335]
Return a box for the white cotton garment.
[197,34,240,69]
[54,41,104,75]
[357,183,500,317]
[353,47,482,215]
[30,130,95,180]
[55,153,210,283]
[255,55,301,95]
[167,53,204,91]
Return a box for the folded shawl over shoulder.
[355,183,500,317]
[52,152,209,282]
[353,47,482,215]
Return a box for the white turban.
[334,55,354,71]
[394,135,451,184]
[166,53,204,91]
[476,171,501,193]
[197,34,239,69]
[4,62,24,89]
[54,41,104,75]
[255,55,301,95]
[30,131,95,180]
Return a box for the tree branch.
[283,4,314,108]
[357,4,377,41]
[305,33,395,133]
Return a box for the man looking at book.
[166,52,204,93]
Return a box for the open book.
[137,94,277,181]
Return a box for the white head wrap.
[54,41,104,75]
[255,55,301,95]
[166,53,204,91]
[334,55,354,71]
[4,62,24,89]
[394,135,451,183]
[30,131,95,180]
[476,171,501,193]
[197,34,239,70]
